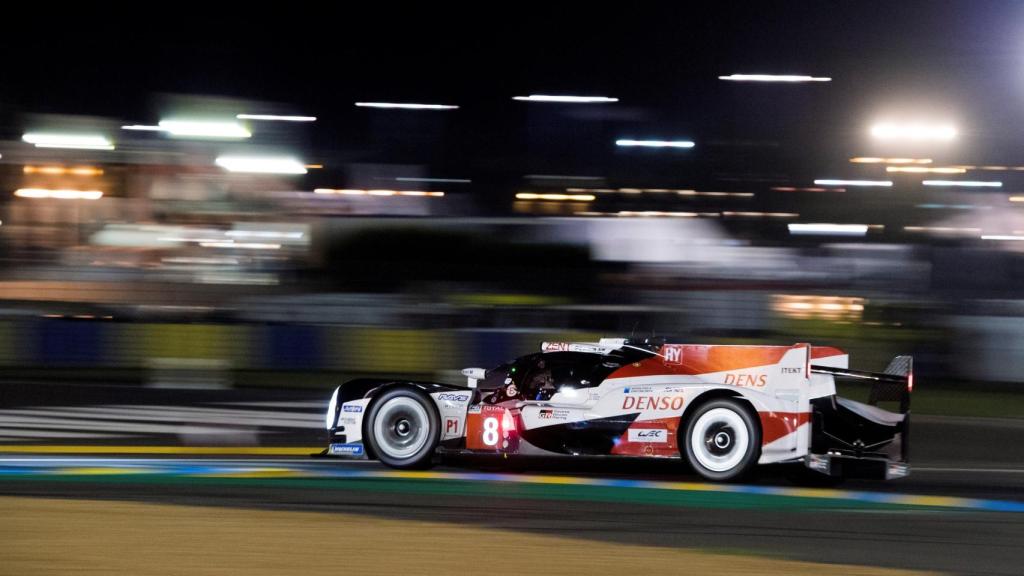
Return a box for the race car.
[323,338,912,481]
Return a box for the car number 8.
[482,417,499,446]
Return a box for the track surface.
[2,381,1023,574]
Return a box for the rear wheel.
[364,387,440,469]
[683,398,761,482]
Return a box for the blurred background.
[0,2,1023,418]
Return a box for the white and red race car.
[324,338,912,481]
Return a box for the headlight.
[325,387,340,430]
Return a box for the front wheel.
[683,398,761,482]
[364,387,440,469]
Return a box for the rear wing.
[811,355,913,413]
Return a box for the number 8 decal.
[482,417,499,446]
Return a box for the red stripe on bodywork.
[811,346,845,360]
[608,344,802,379]
[759,411,810,445]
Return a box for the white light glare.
[14,188,103,200]
[237,114,316,122]
[788,223,869,236]
[981,235,1024,241]
[215,156,308,175]
[814,179,893,187]
[922,180,1002,188]
[869,123,957,141]
[616,139,695,149]
[512,95,618,103]
[22,133,114,150]
[354,102,458,110]
[159,120,252,139]
[718,74,831,82]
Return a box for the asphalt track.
[1,382,1023,574]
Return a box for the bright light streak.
[922,180,1002,188]
[981,235,1024,241]
[905,226,981,234]
[718,74,831,82]
[236,114,316,122]
[24,166,103,176]
[1009,196,1024,203]
[225,230,304,239]
[516,193,595,201]
[814,179,893,187]
[886,166,966,174]
[512,95,618,103]
[850,157,933,165]
[14,188,103,200]
[771,187,844,192]
[215,156,307,174]
[788,223,870,236]
[121,125,163,131]
[722,211,799,218]
[394,177,471,183]
[354,102,458,110]
[869,123,957,141]
[22,133,114,150]
[158,120,251,139]
[616,211,699,218]
[615,139,694,148]
[314,188,445,197]
[199,242,282,250]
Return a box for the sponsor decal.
[781,367,802,374]
[624,386,655,394]
[724,373,767,387]
[621,396,685,411]
[445,417,460,435]
[329,443,364,456]
[340,417,358,425]
[342,405,363,413]
[505,384,519,397]
[468,405,482,414]
[663,345,683,364]
[627,428,668,443]
[542,342,570,352]
[438,393,470,402]
[538,408,570,420]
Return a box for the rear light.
[907,372,914,393]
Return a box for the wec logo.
[627,428,668,443]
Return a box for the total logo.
[621,396,685,411]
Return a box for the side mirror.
[461,367,487,389]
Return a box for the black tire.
[364,387,440,469]
[683,398,761,482]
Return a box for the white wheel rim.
[373,397,430,460]
[690,407,750,473]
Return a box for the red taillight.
[907,372,914,393]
